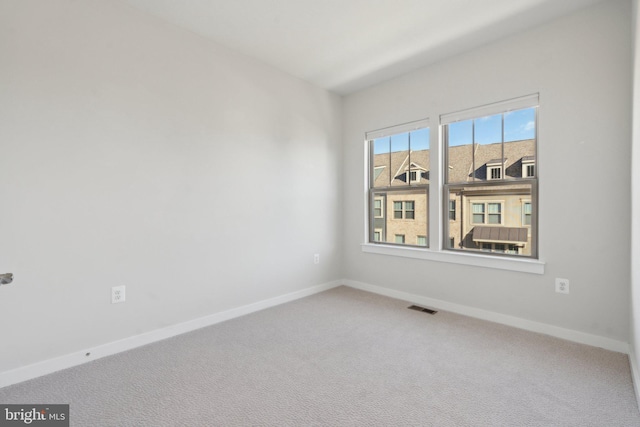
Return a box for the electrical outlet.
[112,285,126,304]
[314,254,320,264]
[555,278,570,294]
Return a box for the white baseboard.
[343,279,630,354]
[1,278,631,390]
[0,280,342,389]
[629,346,640,410]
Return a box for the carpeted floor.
[1,286,639,426]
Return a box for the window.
[393,201,414,219]
[365,94,539,265]
[368,119,429,247]
[472,203,485,224]
[488,203,501,224]
[373,198,383,218]
[490,167,502,179]
[479,242,522,254]
[471,202,502,224]
[522,157,535,178]
[525,164,534,177]
[487,160,504,180]
[523,201,532,226]
[443,95,538,258]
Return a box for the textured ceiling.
[123,0,602,94]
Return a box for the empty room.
[2,0,640,425]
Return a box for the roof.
[372,139,535,187]
[472,226,528,244]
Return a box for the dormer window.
[404,162,427,184]
[522,156,535,178]
[486,159,505,180]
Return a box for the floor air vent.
[408,305,437,315]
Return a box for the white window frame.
[362,95,544,274]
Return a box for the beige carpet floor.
[1,286,639,426]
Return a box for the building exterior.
[371,139,535,256]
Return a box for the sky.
[373,107,536,153]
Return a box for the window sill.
[361,243,545,274]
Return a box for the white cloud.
[523,121,535,131]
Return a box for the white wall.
[343,0,632,343]
[630,0,640,399]
[0,0,342,373]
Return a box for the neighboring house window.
[523,201,532,226]
[443,94,538,258]
[393,201,402,218]
[522,157,535,178]
[368,119,430,247]
[374,230,382,242]
[449,200,456,220]
[393,200,415,219]
[393,201,416,219]
[374,198,383,218]
[487,160,503,180]
[471,202,501,224]
[472,203,485,224]
[479,243,520,254]
[488,203,501,224]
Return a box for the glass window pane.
[504,108,536,142]
[445,183,533,257]
[447,120,473,183]
[372,137,391,188]
[391,133,410,186]
[474,114,502,146]
[473,114,502,182]
[409,128,430,185]
[372,189,427,247]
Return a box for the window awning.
[472,226,528,244]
